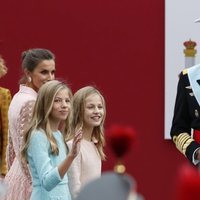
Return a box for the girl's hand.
[69,128,82,158]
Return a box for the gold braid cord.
[173,132,194,155]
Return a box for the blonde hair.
[0,56,8,78]
[66,86,106,160]
[21,80,73,162]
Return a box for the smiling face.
[27,59,56,92]
[83,93,105,129]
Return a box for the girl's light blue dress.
[27,130,71,200]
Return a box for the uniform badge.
[185,86,194,96]
[195,109,199,118]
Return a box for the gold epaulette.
[182,68,188,75]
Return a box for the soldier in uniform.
[170,65,200,165]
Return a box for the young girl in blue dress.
[21,80,82,200]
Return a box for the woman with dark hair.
[4,48,56,200]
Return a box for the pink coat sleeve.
[7,100,35,183]
[18,100,35,183]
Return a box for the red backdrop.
[0,0,188,199]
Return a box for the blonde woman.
[21,80,82,200]
[66,86,106,199]
[0,57,11,175]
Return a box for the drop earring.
[27,76,32,83]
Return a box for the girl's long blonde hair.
[65,86,106,160]
[21,80,73,162]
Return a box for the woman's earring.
[27,76,32,83]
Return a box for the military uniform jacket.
[171,67,200,164]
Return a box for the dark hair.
[20,48,55,83]
[22,48,55,72]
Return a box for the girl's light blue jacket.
[27,130,71,200]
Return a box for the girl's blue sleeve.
[28,131,62,191]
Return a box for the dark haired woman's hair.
[19,48,55,84]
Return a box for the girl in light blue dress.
[21,80,82,200]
